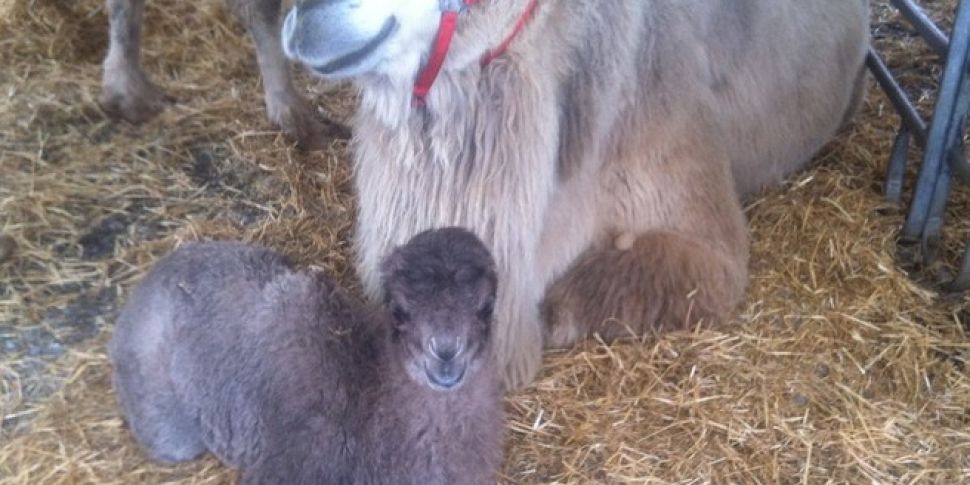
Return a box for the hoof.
[99,73,174,124]
[268,94,351,151]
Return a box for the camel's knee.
[544,231,748,348]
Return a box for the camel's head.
[282,0,452,80]
[381,227,497,391]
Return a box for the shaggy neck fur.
[351,0,578,385]
[357,0,540,132]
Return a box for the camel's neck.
[344,342,501,481]
[353,0,550,135]
[444,0,541,74]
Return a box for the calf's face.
[381,228,497,391]
[282,0,443,79]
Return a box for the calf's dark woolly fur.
[109,228,503,484]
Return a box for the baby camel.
[109,228,503,484]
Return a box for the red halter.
[412,0,539,106]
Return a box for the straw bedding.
[1,0,968,483]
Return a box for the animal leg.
[542,230,748,349]
[99,0,175,124]
[228,0,350,149]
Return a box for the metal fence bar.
[885,128,912,203]
[920,67,970,265]
[871,0,970,292]
[947,74,970,184]
[866,50,928,145]
[891,0,951,56]
[901,0,970,242]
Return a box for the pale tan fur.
[287,0,870,388]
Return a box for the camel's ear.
[380,242,416,325]
[475,267,498,323]
[380,243,406,278]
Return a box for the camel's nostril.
[436,348,457,362]
[429,336,463,363]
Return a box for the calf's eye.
[392,305,411,323]
[477,300,494,321]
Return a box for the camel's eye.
[477,300,494,322]
[392,305,411,324]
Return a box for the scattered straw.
[1,0,968,483]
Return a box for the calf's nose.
[429,336,464,363]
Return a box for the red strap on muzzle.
[412,0,537,107]
[412,9,462,105]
